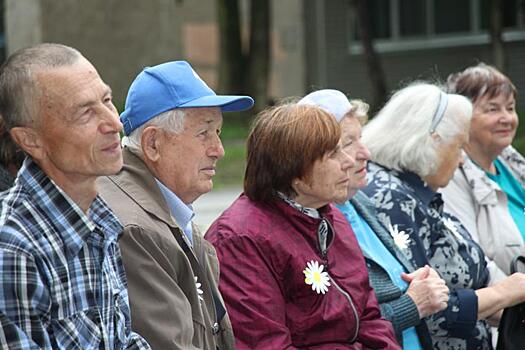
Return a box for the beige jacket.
[441,146,525,283]
[97,148,235,350]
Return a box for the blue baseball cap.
[121,61,254,135]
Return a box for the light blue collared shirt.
[337,201,423,350]
[155,179,195,245]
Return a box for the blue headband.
[429,91,448,134]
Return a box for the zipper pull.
[318,218,328,258]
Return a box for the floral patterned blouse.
[363,162,492,350]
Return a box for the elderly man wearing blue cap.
[98,61,253,350]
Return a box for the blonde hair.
[348,99,369,124]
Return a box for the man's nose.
[100,104,122,134]
[208,134,225,159]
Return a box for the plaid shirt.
[0,158,151,350]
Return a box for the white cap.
[298,89,352,122]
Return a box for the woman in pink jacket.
[206,103,400,349]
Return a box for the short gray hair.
[0,43,82,128]
[362,82,472,177]
[348,99,369,124]
[122,108,186,156]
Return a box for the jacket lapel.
[501,145,525,186]
[107,149,200,257]
[459,157,499,205]
[351,191,416,273]
[109,149,175,224]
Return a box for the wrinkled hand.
[401,265,449,318]
[427,266,441,279]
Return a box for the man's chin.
[200,180,214,195]
[100,160,124,176]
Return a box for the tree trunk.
[217,0,245,93]
[353,0,387,111]
[246,0,270,114]
[489,0,506,72]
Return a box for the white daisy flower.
[303,260,331,294]
[194,276,204,302]
[388,223,410,250]
[443,217,463,241]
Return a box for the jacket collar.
[277,192,321,219]
[460,146,525,205]
[156,178,195,242]
[272,197,337,255]
[501,145,525,185]
[273,196,334,224]
[106,147,178,229]
[458,156,499,205]
[397,170,437,207]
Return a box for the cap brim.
[179,95,254,112]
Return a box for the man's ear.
[9,127,45,160]
[141,126,161,162]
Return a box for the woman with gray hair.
[361,82,525,349]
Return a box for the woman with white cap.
[299,89,448,349]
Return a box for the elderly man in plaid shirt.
[0,43,150,349]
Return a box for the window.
[399,0,426,37]
[480,0,521,29]
[434,0,470,34]
[350,0,525,53]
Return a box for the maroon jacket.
[206,194,400,349]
